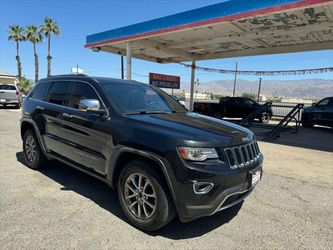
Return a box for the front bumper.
[178,165,262,222]
[166,152,263,222]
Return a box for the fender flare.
[109,147,178,206]
[20,118,47,153]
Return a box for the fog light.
[193,182,214,194]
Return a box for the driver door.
[313,98,330,126]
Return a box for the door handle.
[62,112,73,118]
[36,105,44,110]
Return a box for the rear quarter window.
[31,82,52,101]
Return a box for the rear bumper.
[0,99,20,104]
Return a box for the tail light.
[16,91,19,96]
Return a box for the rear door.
[41,81,73,155]
[242,98,258,117]
[230,98,244,118]
[58,81,109,175]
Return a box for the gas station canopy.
[85,0,333,63]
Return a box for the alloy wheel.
[124,173,157,220]
[25,135,37,163]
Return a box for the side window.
[47,81,73,106]
[244,98,256,105]
[317,98,329,107]
[69,82,100,109]
[31,82,51,101]
[328,98,333,107]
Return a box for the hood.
[128,112,253,147]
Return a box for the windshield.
[0,85,16,90]
[102,82,187,114]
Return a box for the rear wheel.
[117,160,175,231]
[214,111,223,119]
[23,129,47,169]
[301,114,313,128]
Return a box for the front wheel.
[117,161,175,231]
[259,112,271,123]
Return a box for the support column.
[126,42,132,80]
[189,60,196,111]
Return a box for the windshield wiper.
[124,110,171,115]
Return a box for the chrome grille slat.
[224,141,261,169]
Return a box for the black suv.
[301,97,333,128]
[20,75,263,231]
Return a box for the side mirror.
[79,99,107,116]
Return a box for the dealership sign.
[149,73,180,89]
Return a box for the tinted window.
[317,98,329,107]
[31,82,51,101]
[0,85,16,90]
[328,98,333,107]
[69,82,100,109]
[243,98,256,105]
[47,81,73,106]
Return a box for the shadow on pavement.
[223,118,333,153]
[16,151,241,239]
[252,126,333,153]
[0,105,20,109]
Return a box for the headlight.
[178,147,218,161]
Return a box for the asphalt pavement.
[0,108,332,249]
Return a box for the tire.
[214,111,223,119]
[15,103,21,109]
[117,160,176,231]
[301,114,313,128]
[259,112,271,123]
[23,129,47,169]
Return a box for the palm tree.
[8,25,25,81]
[25,25,43,83]
[17,77,32,95]
[41,17,60,77]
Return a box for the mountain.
[175,79,333,99]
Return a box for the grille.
[224,141,261,169]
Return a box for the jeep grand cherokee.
[20,75,263,231]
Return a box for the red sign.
[149,73,180,89]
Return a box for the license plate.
[0,99,5,102]
[251,170,261,186]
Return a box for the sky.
[0,0,332,85]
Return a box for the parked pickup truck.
[194,97,273,123]
[0,84,22,108]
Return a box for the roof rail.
[47,74,88,78]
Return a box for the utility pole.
[257,77,262,102]
[76,64,79,75]
[232,62,239,97]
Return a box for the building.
[0,70,18,85]
[185,92,210,100]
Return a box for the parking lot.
[0,107,332,249]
